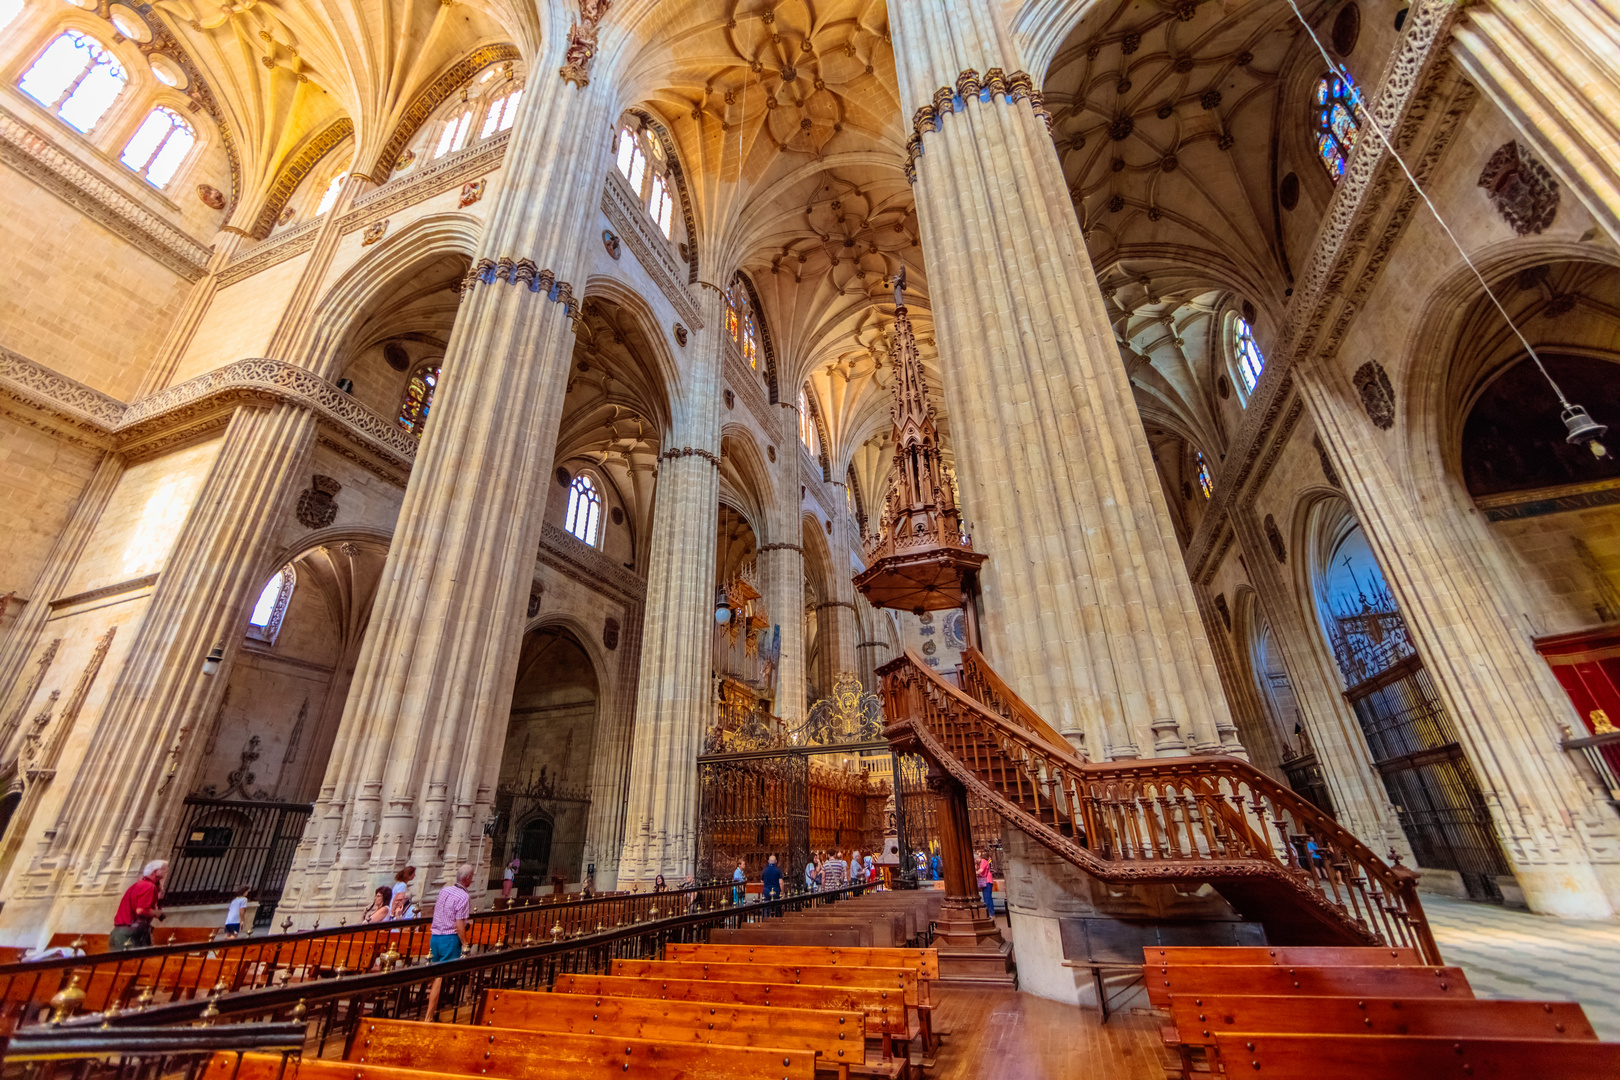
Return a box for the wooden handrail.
[880,649,1439,964]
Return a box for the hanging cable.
[1285,0,1609,457]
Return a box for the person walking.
[762,854,782,901]
[110,860,167,949]
[732,859,747,904]
[929,850,942,881]
[430,864,474,962]
[222,886,251,938]
[975,850,995,919]
[501,857,518,901]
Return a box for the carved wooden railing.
[880,649,1440,963]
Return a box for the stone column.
[758,542,806,723]
[1453,0,1620,247]
[0,403,318,931]
[278,22,623,919]
[1301,363,1620,917]
[616,284,726,886]
[888,4,1232,758]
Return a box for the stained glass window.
[1233,315,1266,393]
[315,170,347,215]
[742,310,759,369]
[248,566,294,643]
[480,87,522,138]
[434,108,473,158]
[725,282,741,343]
[397,363,440,437]
[565,474,601,546]
[121,107,194,188]
[1195,452,1213,499]
[1314,72,1362,182]
[20,31,127,134]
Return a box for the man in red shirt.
[110,860,167,950]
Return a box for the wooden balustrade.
[879,648,1439,962]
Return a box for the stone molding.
[48,574,159,615]
[904,68,1053,184]
[1475,477,1620,522]
[757,542,804,556]
[660,445,720,468]
[463,258,578,319]
[367,44,523,183]
[1184,0,1467,582]
[343,134,510,233]
[601,171,703,329]
[220,218,323,286]
[0,348,416,480]
[0,106,211,282]
[538,521,647,602]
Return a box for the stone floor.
[1424,893,1620,1039]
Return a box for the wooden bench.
[1167,993,1596,1048]
[709,926,868,948]
[209,1048,789,1080]
[1146,946,1422,967]
[1211,1032,1620,1079]
[350,1017,817,1080]
[554,973,917,1061]
[480,988,876,1079]
[1146,964,1471,1010]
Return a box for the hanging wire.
[1285,0,1609,456]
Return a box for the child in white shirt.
[223,886,251,938]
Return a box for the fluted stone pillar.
[0,402,318,933]
[888,3,1233,759]
[278,22,622,919]
[759,543,806,722]
[1302,366,1620,917]
[616,284,726,885]
[1453,0,1620,247]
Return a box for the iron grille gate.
[1330,592,1510,902]
[166,796,313,928]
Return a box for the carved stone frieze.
[0,347,127,433]
[601,173,702,329]
[537,521,646,603]
[219,218,322,287]
[342,133,509,237]
[726,344,774,434]
[0,106,211,281]
[463,257,578,318]
[904,68,1053,184]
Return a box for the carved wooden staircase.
[880,648,1440,962]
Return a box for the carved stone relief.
[602,229,620,259]
[196,184,226,209]
[1352,361,1396,430]
[361,219,388,245]
[458,179,486,207]
[296,475,342,529]
[603,616,620,650]
[1478,141,1559,236]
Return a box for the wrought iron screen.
[166,797,312,928]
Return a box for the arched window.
[20,31,128,134]
[1233,315,1266,393]
[615,126,638,179]
[120,106,194,188]
[434,107,473,159]
[649,173,674,238]
[1194,451,1213,499]
[565,474,601,546]
[1314,72,1362,182]
[315,170,347,215]
[725,281,742,343]
[480,86,523,138]
[799,390,819,454]
[725,279,763,370]
[248,566,295,643]
[397,362,440,437]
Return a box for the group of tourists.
[803,849,877,892]
[912,849,944,880]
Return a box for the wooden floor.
[926,986,1168,1080]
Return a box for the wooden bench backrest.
[351,1018,816,1080]
[1168,994,1596,1047]
[553,974,907,1035]
[1147,964,1470,1009]
[613,960,918,1005]
[1211,1033,1620,1079]
[708,927,867,948]
[1146,946,1422,967]
[481,988,864,1061]
[669,944,940,981]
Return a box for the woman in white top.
[222,886,251,938]
[390,865,416,918]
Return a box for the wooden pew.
[480,988,876,1079]
[1146,964,1471,1010]
[1211,1032,1620,1079]
[1167,994,1596,1049]
[709,926,867,948]
[554,973,917,1061]
[614,959,917,1002]
[209,1049,787,1080]
[1145,946,1422,967]
[351,1018,817,1080]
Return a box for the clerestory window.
[248,566,295,644]
[1314,72,1363,182]
[120,106,195,188]
[1233,315,1266,394]
[20,30,127,134]
[397,362,440,437]
[565,474,601,546]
